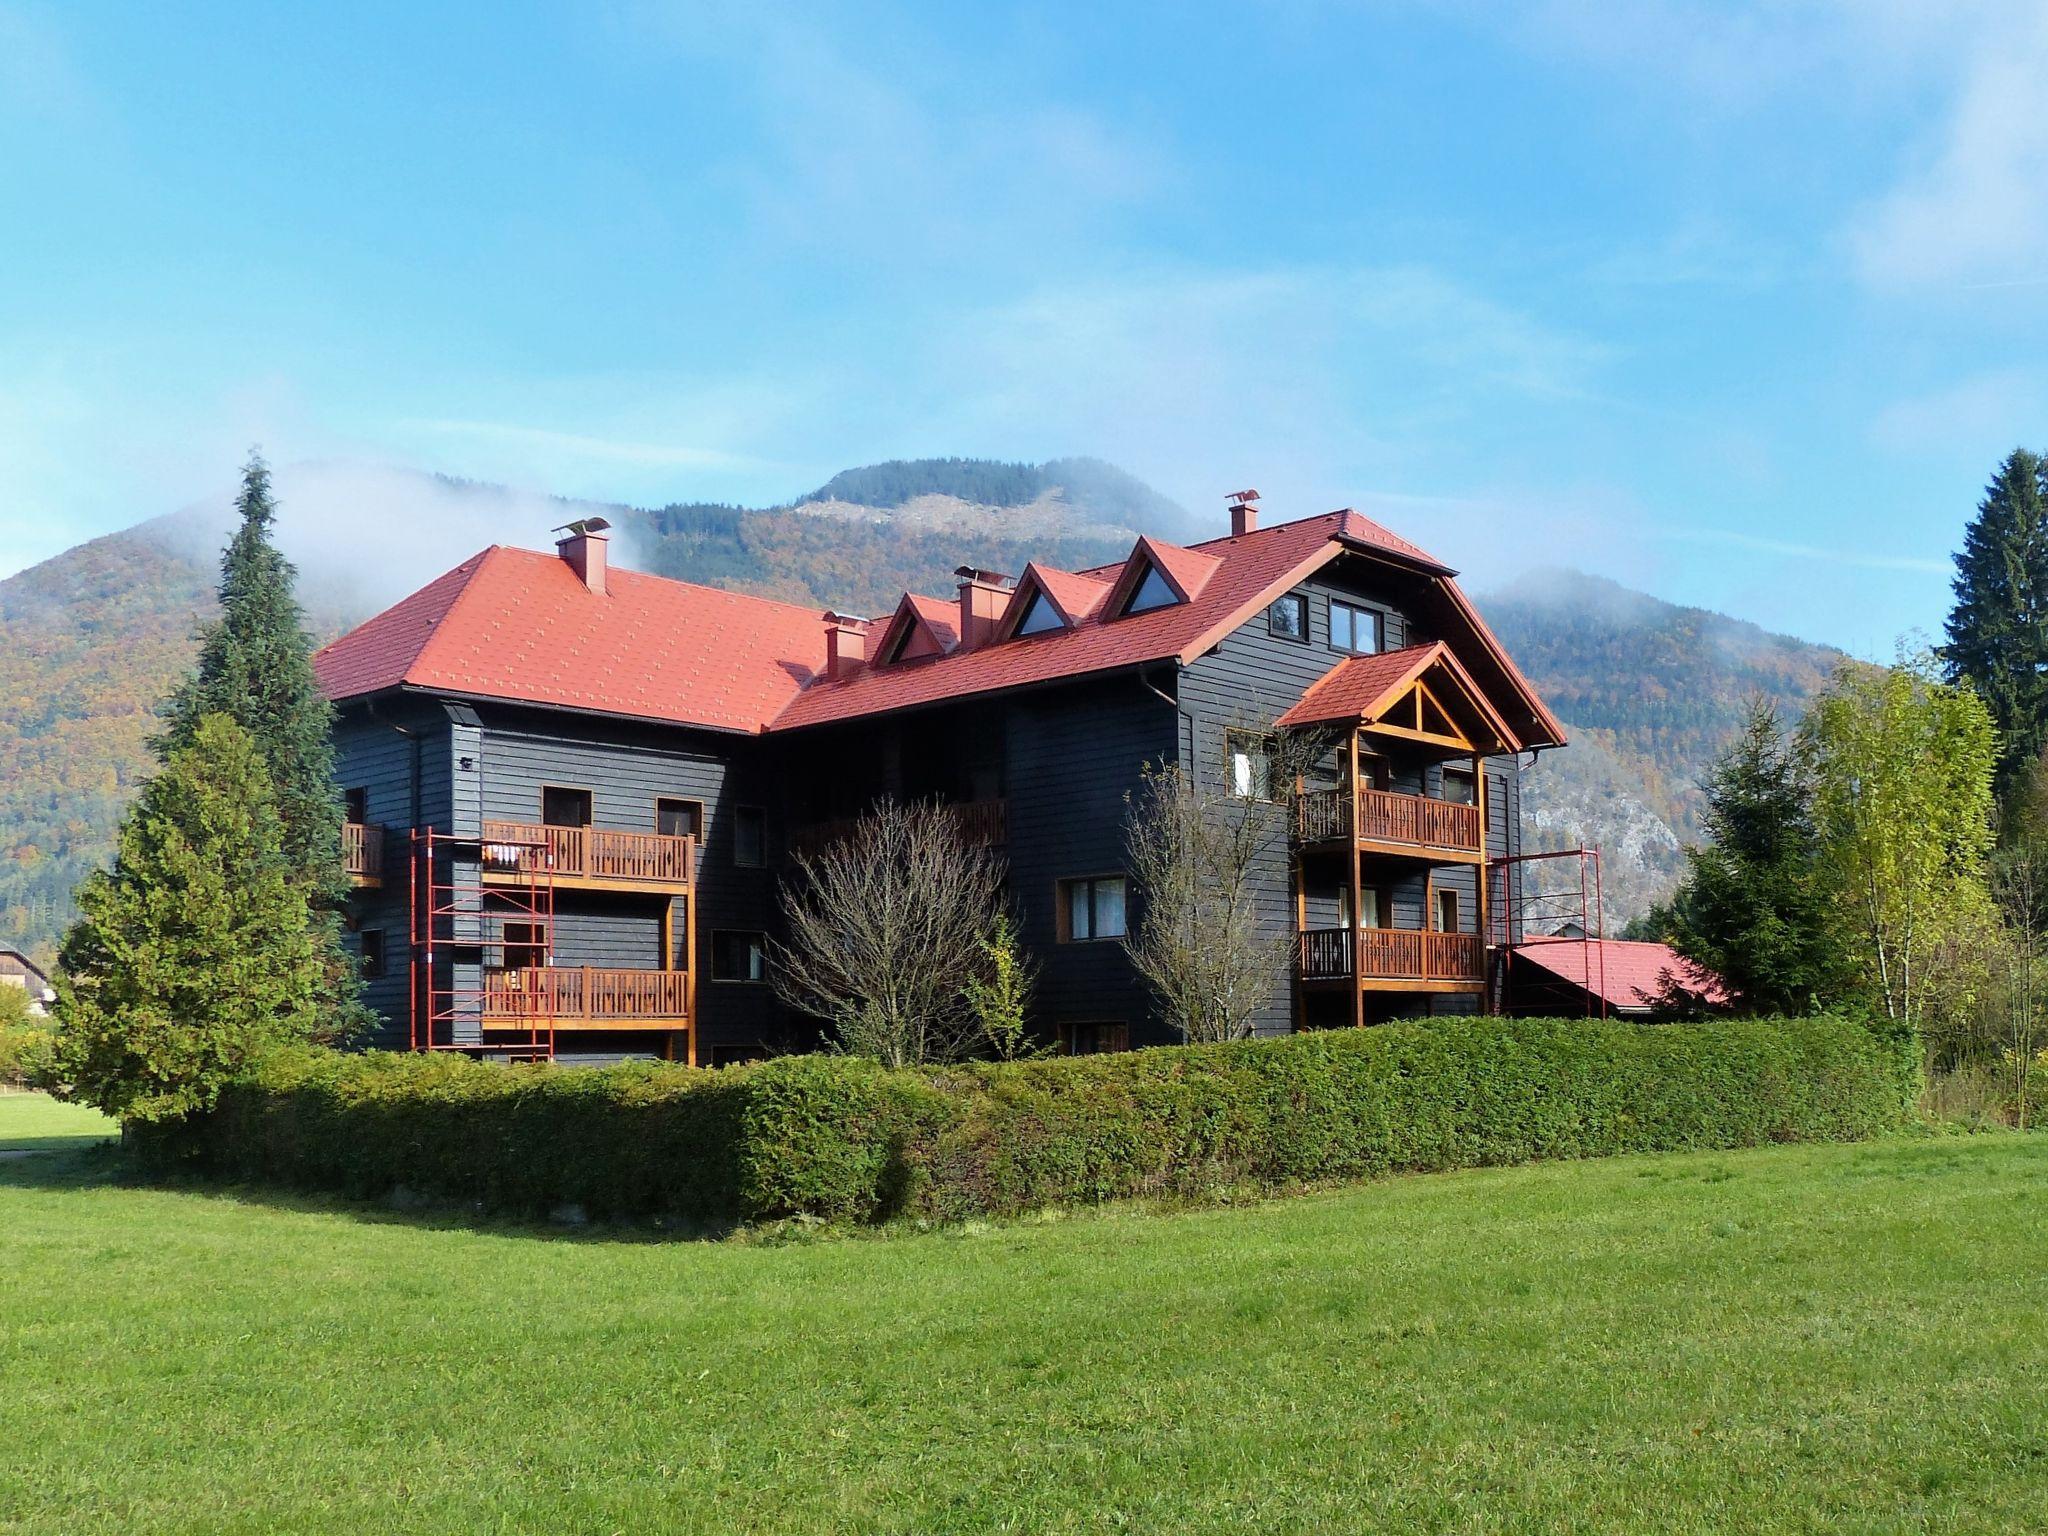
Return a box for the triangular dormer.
[993,563,1112,643]
[1101,536,1223,620]
[1273,642,1522,755]
[870,593,959,667]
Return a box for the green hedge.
[167,1014,1916,1226]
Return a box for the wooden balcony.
[481,966,690,1030]
[343,822,383,887]
[1298,926,1486,991]
[479,821,696,891]
[1294,787,1483,861]
[789,798,1007,859]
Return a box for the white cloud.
[401,418,761,472]
[1850,6,2048,289]
[1871,369,2048,455]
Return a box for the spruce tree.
[156,452,344,901]
[1657,698,1847,1013]
[1945,447,2048,801]
[53,714,326,1122]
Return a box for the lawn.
[2,1094,2043,1534]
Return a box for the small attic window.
[1122,562,1179,615]
[878,622,912,665]
[1013,590,1065,636]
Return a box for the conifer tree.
[1656,698,1848,1013]
[53,714,326,1122]
[1945,447,2048,801]
[156,452,344,901]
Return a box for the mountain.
[1475,569,1844,924]
[0,460,1843,964]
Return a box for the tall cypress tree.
[156,452,344,902]
[1945,447,2048,802]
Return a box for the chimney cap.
[953,565,1012,585]
[1226,489,1260,506]
[552,515,612,537]
[822,610,870,629]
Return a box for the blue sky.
[4,1,2047,651]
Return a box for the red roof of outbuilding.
[312,545,827,733]
[1510,939,1729,1012]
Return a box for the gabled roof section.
[1274,642,1521,753]
[313,546,829,733]
[993,562,1114,642]
[1100,535,1222,619]
[872,592,959,665]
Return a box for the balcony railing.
[481,966,690,1025]
[1293,787,1482,855]
[343,822,383,884]
[1298,927,1485,983]
[789,798,1007,858]
[480,821,696,887]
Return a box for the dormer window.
[1122,563,1179,615]
[1013,591,1064,636]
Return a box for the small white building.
[0,950,54,1016]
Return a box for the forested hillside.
[0,461,1845,963]
[1480,569,1843,922]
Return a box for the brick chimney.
[553,517,612,595]
[1228,489,1260,538]
[954,566,1013,650]
[823,612,870,681]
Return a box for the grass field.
[3,1093,2044,1534]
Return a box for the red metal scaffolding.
[1484,846,1606,1018]
[407,827,558,1059]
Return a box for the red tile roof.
[1510,939,1729,1012]
[312,546,827,733]
[314,506,1566,747]
[1273,642,1520,750]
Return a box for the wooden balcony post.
[1349,727,1365,1030]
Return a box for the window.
[733,805,766,867]
[1439,768,1476,806]
[657,797,702,839]
[711,930,768,982]
[1226,730,1274,801]
[542,786,592,828]
[343,787,368,824]
[1059,876,1127,941]
[1340,885,1389,930]
[1013,591,1064,636]
[1436,889,1460,933]
[1267,593,1307,641]
[1350,746,1391,792]
[1060,1021,1130,1055]
[1330,600,1382,655]
[502,921,546,970]
[1123,563,1179,615]
[357,928,386,980]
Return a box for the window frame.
[540,784,594,829]
[1329,599,1384,656]
[1266,592,1308,643]
[357,928,386,980]
[732,804,767,868]
[1012,590,1065,637]
[1121,562,1180,616]
[1225,728,1277,802]
[709,929,770,984]
[342,786,369,825]
[500,920,547,971]
[1435,888,1461,934]
[1056,874,1129,942]
[1439,768,1476,807]
[656,796,704,840]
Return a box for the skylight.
[1123,563,1179,615]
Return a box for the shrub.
[0,1023,55,1087]
[168,1015,1915,1227]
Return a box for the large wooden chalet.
[314,494,1567,1064]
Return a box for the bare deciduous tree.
[1122,728,1326,1044]
[771,799,1007,1068]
